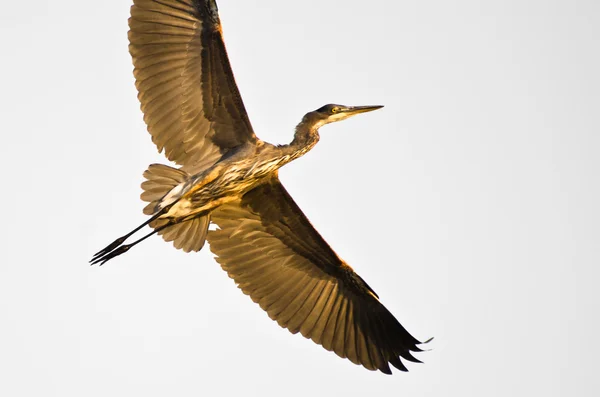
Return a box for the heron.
[91,0,429,374]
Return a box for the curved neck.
[280,112,323,161]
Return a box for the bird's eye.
[331,107,339,114]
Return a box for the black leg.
[90,220,174,266]
[89,210,167,264]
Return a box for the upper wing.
[207,177,425,374]
[129,0,257,172]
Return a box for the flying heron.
[91,0,429,374]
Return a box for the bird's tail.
[90,164,211,265]
[141,164,210,253]
[141,163,189,215]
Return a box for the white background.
[1,0,598,395]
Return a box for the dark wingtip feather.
[398,349,422,363]
[416,337,435,353]
[389,356,408,372]
[379,363,393,375]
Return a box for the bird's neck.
[279,114,322,162]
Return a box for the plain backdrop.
[1,0,598,396]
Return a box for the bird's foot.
[89,244,131,266]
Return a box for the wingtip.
[418,337,435,353]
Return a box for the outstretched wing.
[129,0,257,172]
[207,177,425,374]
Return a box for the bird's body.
[152,113,321,222]
[91,0,429,374]
[159,143,280,220]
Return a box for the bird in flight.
[91,0,429,374]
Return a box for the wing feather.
[332,296,349,358]
[298,282,335,340]
[267,273,308,322]
[321,289,344,351]
[344,300,359,365]
[207,177,426,373]
[280,278,320,334]
[129,0,257,173]
[286,279,323,335]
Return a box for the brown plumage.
[91,0,429,374]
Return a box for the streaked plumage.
[91,0,429,374]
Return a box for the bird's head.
[311,104,384,127]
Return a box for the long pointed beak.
[344,105,384,116]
